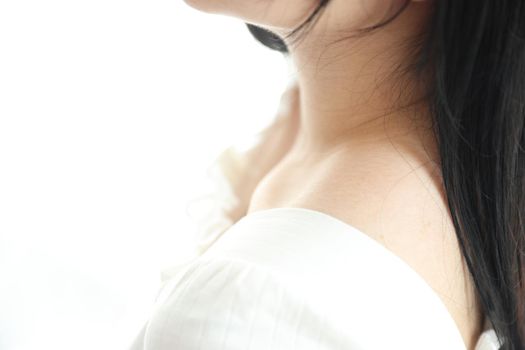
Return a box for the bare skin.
[245,111,485,350]
[220,79,484,350]
[241,88,483,349]
[186,0,485,348]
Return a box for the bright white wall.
[0,1,291,349]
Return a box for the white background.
[0,1,291,349]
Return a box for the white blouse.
[128,150,503,350]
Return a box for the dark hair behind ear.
[246,1,525,349]
[246,25,288,53]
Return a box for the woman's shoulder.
[247,149,484,349]
[142,206,472,350]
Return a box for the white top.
[128,150,503,350]
[129,206,503,350]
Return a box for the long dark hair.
[247,1,525,349]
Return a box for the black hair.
[247,1,525,349]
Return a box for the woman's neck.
[281,4,435,161]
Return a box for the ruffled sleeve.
[158,141,252,287]
[184,145,246,257]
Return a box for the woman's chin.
[182,0,318,31]
[182,0,221,15]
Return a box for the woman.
[130,1,524,349]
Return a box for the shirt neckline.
[221,206,501,350]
